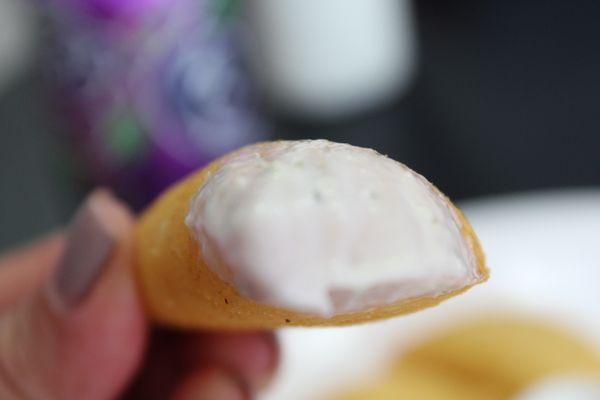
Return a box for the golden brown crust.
[135,143,489,330]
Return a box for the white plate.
[262,189,600,400]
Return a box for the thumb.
[0,190,147,400]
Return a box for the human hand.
[0,190,279,399]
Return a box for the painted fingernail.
[174,367,252,400]
[50,190,122,310]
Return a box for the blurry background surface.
[2,0,600,248]
[2,0,600,249]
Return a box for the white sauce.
[185,140,481,317]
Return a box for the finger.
[122,330,278,399]
[0,190,147,400]
[170,366,251,400]
[121,329,189,400]
[181,331,279,390]
[0,233,65,311]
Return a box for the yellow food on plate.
[334,318,600,400]
[135,140,488,329]
[337,363,500,400]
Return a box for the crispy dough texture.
[135,142,489,329]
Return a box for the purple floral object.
[44,0,267,208]
[47,0,176,25]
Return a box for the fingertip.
[45,188,135,312]
[171,366,252,400]
[85,188,134,240]
[252,331,280,387]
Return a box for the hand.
[0,190,279,400]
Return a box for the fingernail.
[50,190,122,310]
[176,367,252,400]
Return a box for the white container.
[243,0,417,119]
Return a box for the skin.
[0,191,279,400]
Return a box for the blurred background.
[1,1,600,399]
[2,0,599,249]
